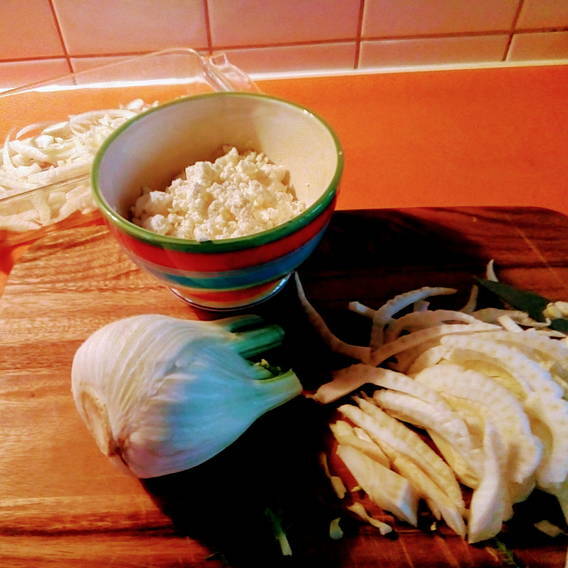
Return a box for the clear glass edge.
[0,48,259,236]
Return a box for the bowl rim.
[91,91,343,253]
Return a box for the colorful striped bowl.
[92,92,342,311]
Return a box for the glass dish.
[0,48,258,247]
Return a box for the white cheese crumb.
[131,146,306,241]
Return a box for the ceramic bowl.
[92,92,343,311]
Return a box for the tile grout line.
[209,38,360,51]
[0,50,210,65]
[353,0,366,70]
[511,25,568,33]
[364,29,515,42]
[203,0,213,55]
[1,27,567,67]
[200,27,568,52]
[0,55,76,64]
[503,0,526,62]
[1,25,567,67]
[358,27,567,44]
[2,24,563,65]
[47,0,72,73]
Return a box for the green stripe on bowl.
[91,92,342,253]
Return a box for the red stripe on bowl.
[110,203,334,272]
[176,278,281,303]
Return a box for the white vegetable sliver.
[468,421,510,543]
[352,426,391,466]
[330,420,390,467]
[340,399,464,511]
[413,300,430,312]
[428,431,480,489]
[352,364,449,407]
[481,330,568,360]
[439,395,485,447]
[544,301,568,321]
[329,517,344,540]
[390,453,466,537]
[485,259,498,282]
[373,389,479,477]
[313,363,448,405]
[353,419,467,535]
[371,322,498,366]
[348,301,375,318]
[415,363,543,485]
[478,330,568,386]
[0,100,153,231]
[336,443,418,526]
[524,392,568,488]
[310,278,568,543]
[497,314,523,332]
[319,451,347,499]
[295,273,370,364]
[445,352,530,399]
[460,284,479,313]
[441,335,564,398]
[9,140,49,162]
[370,287,457,350]
[533,520,566,538]
[472,308,550,328]
[406,344,451,375]
[384,309,480,343]
[346,502,393,535]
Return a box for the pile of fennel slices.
[296,269,568,545]
[0,99,153,232]
[71,264,568,550]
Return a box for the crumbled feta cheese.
[131,146,306,241]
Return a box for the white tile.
[222,43,357,75]
[508,31,568,60]
[0,0,65,60]
[516,0,568,29]
[363,0,519,37]
[208,0,361,46]
[70,56,130,73]
[53,0,208,56]
[0,59,70,91]
[359,35,508,68]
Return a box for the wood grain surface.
[1,207,567,567]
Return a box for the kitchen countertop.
[1,64,567,289]
[1,64,568,567]
[259,64,568,216]
[2,208,568,567]
[0,62,564,315]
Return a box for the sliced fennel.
[336,444,418,526]
[265,508,293,556]
[72,313,302,478]
[1,99,154,231]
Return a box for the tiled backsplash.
[1,0,567,89]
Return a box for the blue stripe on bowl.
[139,232,324,290]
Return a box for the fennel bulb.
[71,313,302,478]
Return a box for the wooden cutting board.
[1,207,567,567]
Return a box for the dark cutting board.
[0,207,567,567]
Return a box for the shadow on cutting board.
[140,209,497,566]
[142,207,568,567]
[141,396,351,568]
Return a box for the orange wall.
[1,0,568,89]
